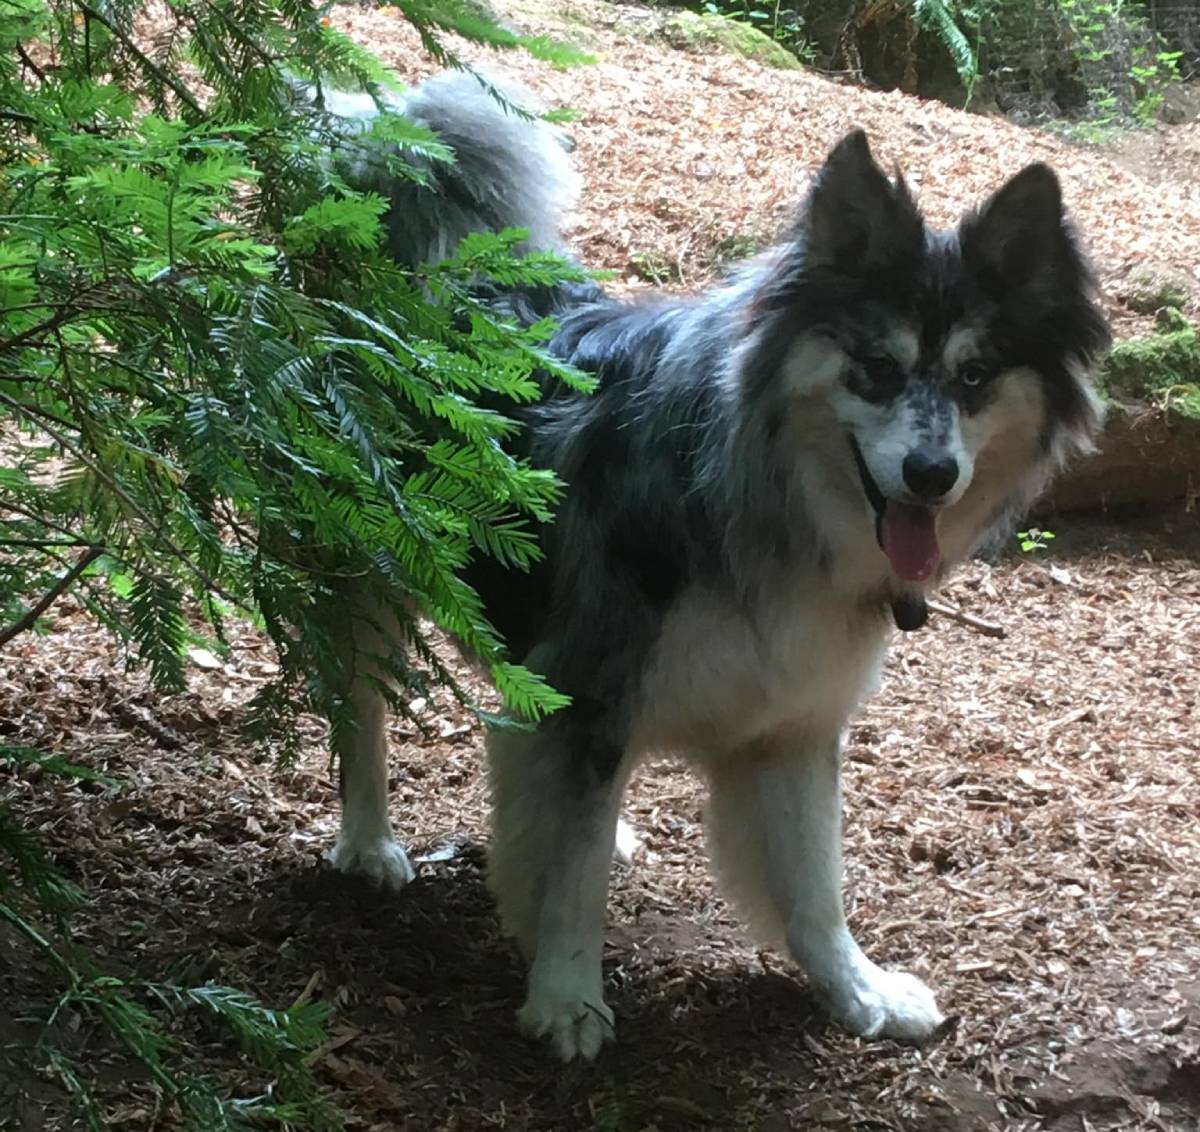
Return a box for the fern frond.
[912,0,977,82]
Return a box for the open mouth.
[849,437,941,584]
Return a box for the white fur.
[852,393,973,506]
[489,563,949,1060]
[633,583,888,759]
[328,310,1061,1058]
[643,583,943,1039]
[313,76,1090,1061]
[884,326,920,369]
[707,733,942,1039]
[781,335,851,397]
[487,717,629,1061]
[613,817,642,866]
[487,343,1065,1058]
[327,676,416,891]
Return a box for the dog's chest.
[632,582,890,760]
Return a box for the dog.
[320,72,1110,1061]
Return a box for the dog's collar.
[848,435,886,525]
[848,436,929,633]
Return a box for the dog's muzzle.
[848,437,935,632]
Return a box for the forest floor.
[4,2,1200,1130]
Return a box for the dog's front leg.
[708,734,944,1041]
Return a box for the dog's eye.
[863,356,904,389]
[960,362,991,388]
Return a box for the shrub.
[1,0,590,1121]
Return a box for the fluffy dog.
[323,72,1110,1060]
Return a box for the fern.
[129,574,188,693]
[912,0,977,83]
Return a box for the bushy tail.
[321,71,581,268]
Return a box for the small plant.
[629,248,683,284]
[913,0,978,90]
[1017,527,1056,553]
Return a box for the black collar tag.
[891,595,928,632]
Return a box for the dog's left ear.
[960,164,1074,297]
[805,130,924,275]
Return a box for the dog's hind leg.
[613,816,642,866]
[488,718,629,1062]
[707,731,944,1041]
[326,609,415,891]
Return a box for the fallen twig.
[927,598,1006,639]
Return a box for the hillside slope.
[336,0,1200,347]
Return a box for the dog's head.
[751,131,1110,584]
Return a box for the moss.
[662,12,802,71]
[1123,262,1193,315]
[628,249,682,284]
[1101,312,1200,420]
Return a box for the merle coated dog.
[321,73,1110,1060]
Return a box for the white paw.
[613,817,642,867]
[326,836,415,891]
[517,982,615,1062]
[831,964,944,1042]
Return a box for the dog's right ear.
[804,131,924,275]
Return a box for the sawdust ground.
[4,3,1200,1129]
[3,517,1199,1130]
[331,0,1200,337]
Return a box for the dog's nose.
[902,451,959,500]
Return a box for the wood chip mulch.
[335,0,1200,341]
[3,4,1200,1130]
[3,527,1198,1130]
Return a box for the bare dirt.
[4,3,1200,1130]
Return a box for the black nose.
[902,451,959,500]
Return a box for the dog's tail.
[396,72,581,266]
[319,71,581,271]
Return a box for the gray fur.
[318,71,579,264]
[321,81,1111,1060]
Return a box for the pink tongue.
[881,502,940,582]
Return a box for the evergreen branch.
[0,500,92,546]
[0,545,104,646]
[0,537,94,548]
[0,393,246,613]
[17,44,47,83]
[0,305,88,355]
[0,899,78,985]
[71,1,203,116]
